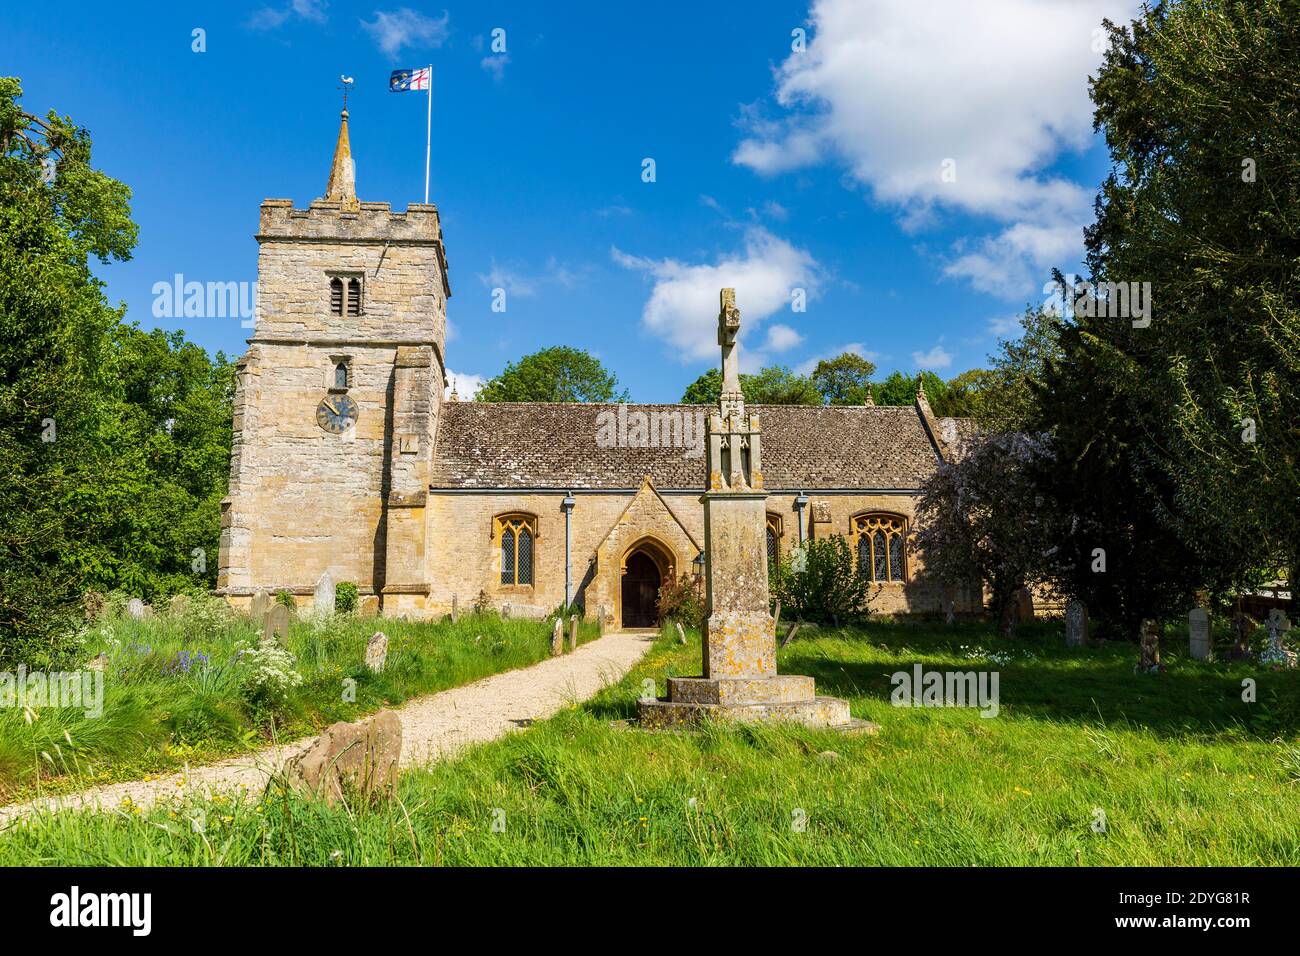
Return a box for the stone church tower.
[217,109,451,613]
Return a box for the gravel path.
[0,629,656,827]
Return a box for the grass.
[0,595,598,803]
[1,617,1297,865]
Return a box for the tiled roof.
[431,402,958,490]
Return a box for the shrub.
[773,536,874,625]
[275,590,296,611]
[658,574,705,629]
[336,582,358,614]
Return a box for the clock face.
[316,394,358,434]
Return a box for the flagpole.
[424,64,432,204]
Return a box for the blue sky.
[2,0,1139,401]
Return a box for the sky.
[2,0,1140,401]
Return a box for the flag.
[389,67,431,92]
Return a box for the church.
[216,111,979,629]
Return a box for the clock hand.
[324,399,339,415]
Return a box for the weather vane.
[338,74,354,111]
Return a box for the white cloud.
[912,343,954,370]
[733,0,1138,299]
[361,8,450,57]
[481,54,509,83]
[249,0,327,29]
[477,260,537,298]
[445,370,484,400]
[764,323,804,352]
[612,227,822,362]
[987,314,1023,337]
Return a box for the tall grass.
[3,618,1296,865]
[0,596,598,801]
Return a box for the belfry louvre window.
[496,514,537,586]
[852,513,908,583]
[346,278,362,316]
[329,278,344,315]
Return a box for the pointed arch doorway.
[619,537,675,629]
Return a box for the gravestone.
[313,571,336,617]
[551,618,564,656]
[1227,612,1253,661]
[1261,609,1297,668]
[249,590,271,619]
[502,602,511,619]
[638,289,858,730]
[675,621,687,645]
[263,603,290,645]
[1065,600,1088,648]
[1188,607,1211,661]
[568,615,579,652]
[127,598,145,620]
[168,594,191,616]
[1015,588,1034,622]
[1136,619,1163,674]
[365,631,388,673]
[87,653,108,672]
[357,595,380,617]
[943,587,956,627]
[451,594,459,621]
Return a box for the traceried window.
[851,513,908,582]
[496,514,537,586]
[765,513,783,573]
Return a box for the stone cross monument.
[639,289,859,729]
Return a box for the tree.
[941,369,995,419]
[916,432,1061,637]
[477,346,628,403]
[812,352,876,405]
[0,76,137,666]
[1085,1,1300,613]
[680,364,821,405]
[981,303,1066,431]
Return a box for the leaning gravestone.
[357,595,380,617]
[365,631,388,673]
[568,615,579,652]
[249,590,271,619]
[313,571,336,618]
[1188,607,1211,661]
[1065,600,1088,648]
[675,621,687,645]
[263,603,290,645]
[551,618,564,656]
[127,598,145,620]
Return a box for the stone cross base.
[638,674,862,730]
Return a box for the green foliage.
[772,536,874,625]
[335,582,358,615]
[275,590,295,611]
[7,619,1295,865]
[0,78,233,668]
[811,352,876,405]
[656,573,705,629]
[478,346,628,403]
[1083,1,1300,608]
[680,365,821,405]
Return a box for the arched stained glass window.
[851,513,909,583]
[496,514,537,586]
[765,513,783,574]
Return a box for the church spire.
[325,109,359,210]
